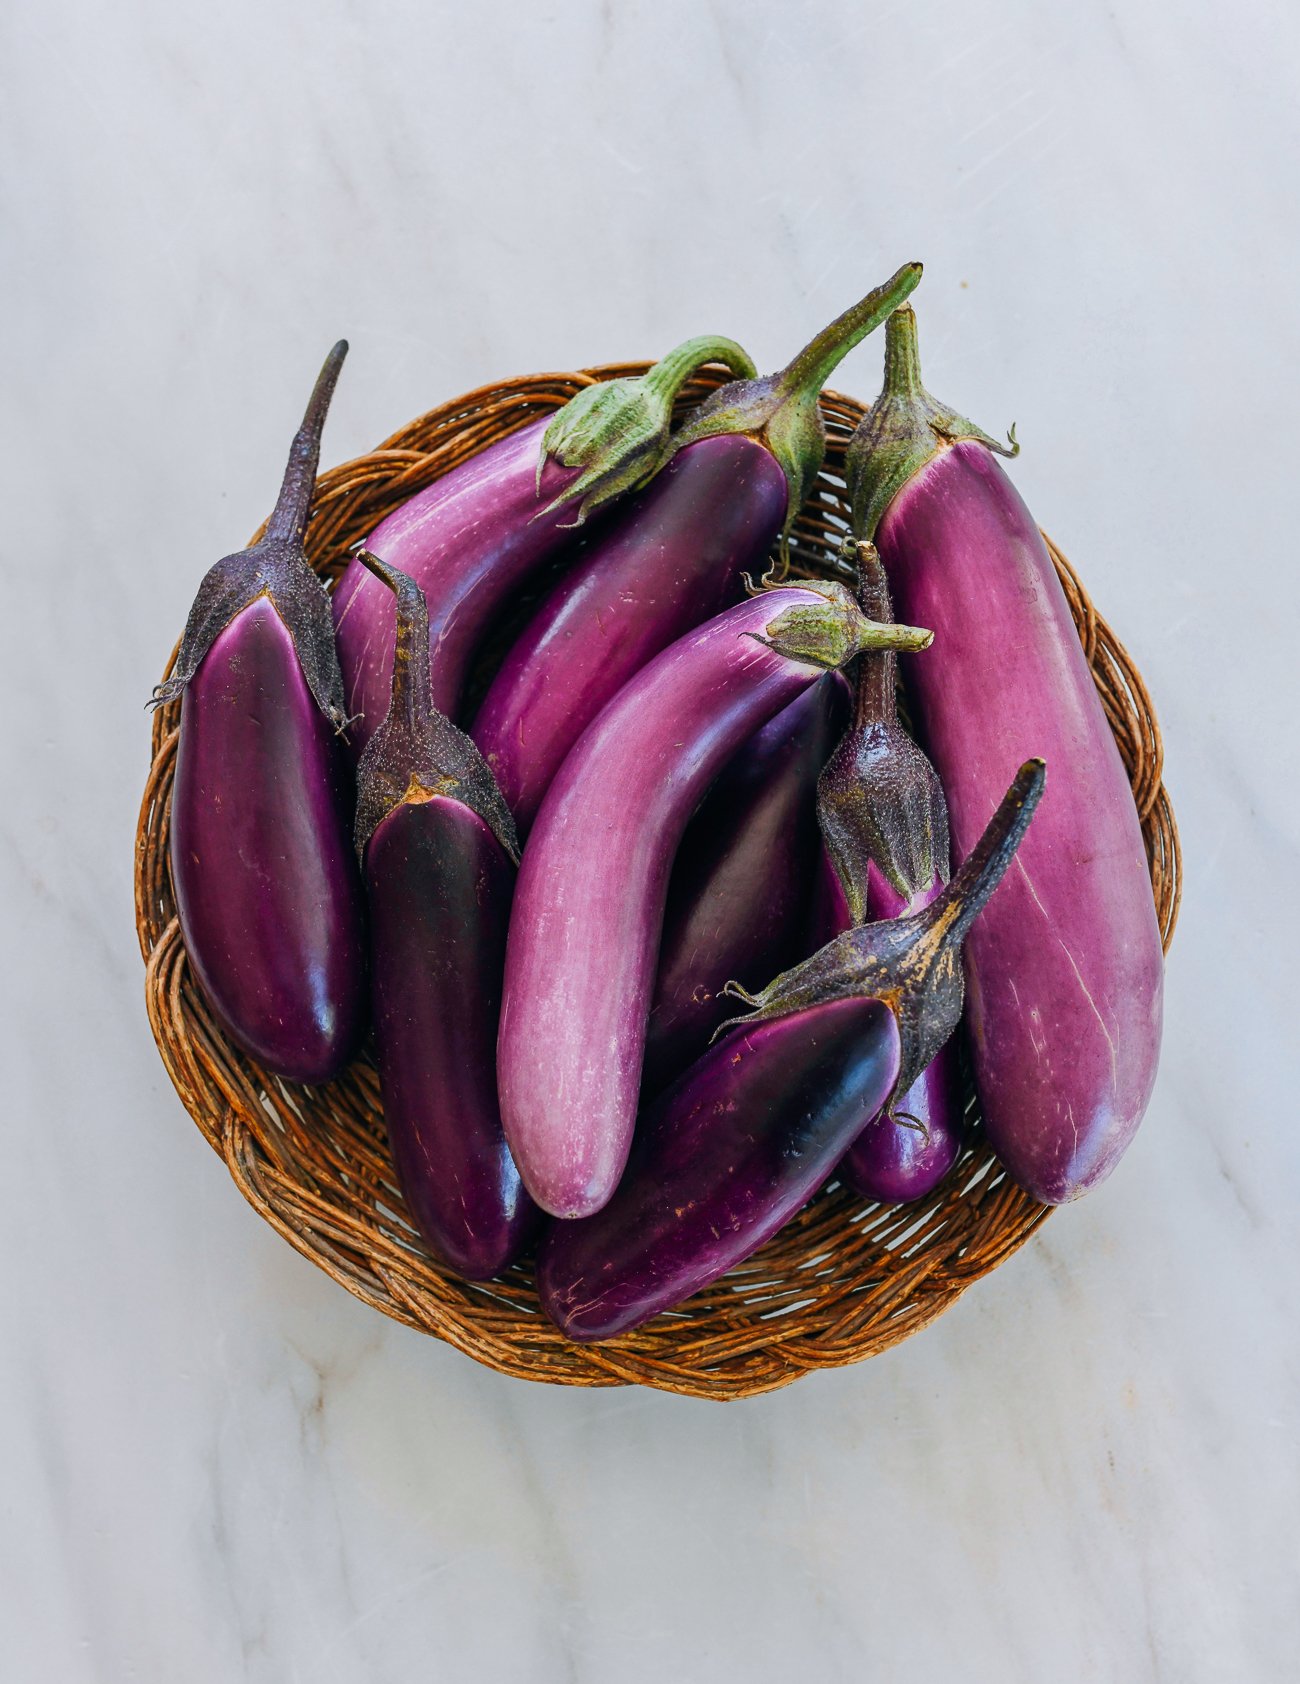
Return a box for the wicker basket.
[135,365,1181,1401]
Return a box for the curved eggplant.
[470,263,922,832]
[541,1000,901,1341]
[332,337,756,754]
[497,583,933,1219]
[160,343,365,1085]
[538,762,1044,1341]
[817,542,964,1203]
[354,553,537,1279]
[642,675,848,1095]
[848,306,1164,1203]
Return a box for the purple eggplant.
[817,541,964,1203]
[497,584,933,1219]
[848,306,1164,1204]
[353,552,538,1279]
[538,762,1044,1341]
[641,675,848,1096]
[158,343,365,1085]
[331,336,756,754]
[834,866,964,1204]
[470,264,922,833]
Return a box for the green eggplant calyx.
[719,760,1045,1103]
[846,304,1018,541]
[753,578,932,673]
[538,335,757,526]
[353,552,519,864]
[666,263,924,576]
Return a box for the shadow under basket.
[136,365,1182,1401]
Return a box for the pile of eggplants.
[154,261,1164,1336]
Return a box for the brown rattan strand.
[135,365,1181,1401]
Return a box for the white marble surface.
[4,1,1298,1678]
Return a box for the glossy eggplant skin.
[538,998,902,1341]
[835,863,962,1203]
[332,419,582,751]
[171,598,366,1084]
[366,797,538,1278]
[471,436,788,834]
[642,676,847,1096]
[497,583,929,1221]
[878,442,1162,1202]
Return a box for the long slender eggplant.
[353,553,538,1279]
[158,343,365,1085]
[817,541,964,1203]
[331,337,756,755]
[498,584,933,1219]
[848,306,1163,1204]
[642,675,848,1096]
[538,762,1044,1341]
[470,265,922,832]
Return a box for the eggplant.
[158,343,365,1085]
[538,762,1045,1341]
[497,583,933,1219]
[470,264,922,833]
[332,336,756,755]
[817,541,964,1203]
[641,675,848,1096]
[848,306,1164,1204]
[833,866,965,1204]
[353,553,538,1278]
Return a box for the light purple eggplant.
[641,675,848,1096]
[353,553,538,1279]
[159,343,366,1085]
[848,305,1164,1204]
[331,337,756,755]
[538,761,1044,1341]
[470,263,922,832]
[817,541,964,1203]
[497,583,933,1219]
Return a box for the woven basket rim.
[135,364,1181,1400]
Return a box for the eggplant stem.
[925,760,1046,950]
[879,308,1017,461]
[778,264,923,400]
[643,334,757,397]
[848,307,1018,541]
[265,341,348,545]
[844,540,900,730]
[355,549,433,737]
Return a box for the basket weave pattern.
[136,367,1181,1400]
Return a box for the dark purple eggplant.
[817,541,964,1203]
[158,343,365,1085]
[471,435,785,832]
[498,584,932,1219]
[538,761,1045,1341]
[332,336,756,755]
[354,552,538,1279]
[470,264,922,832]
[849,305,1164,1203]
[641,675,849,1096]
